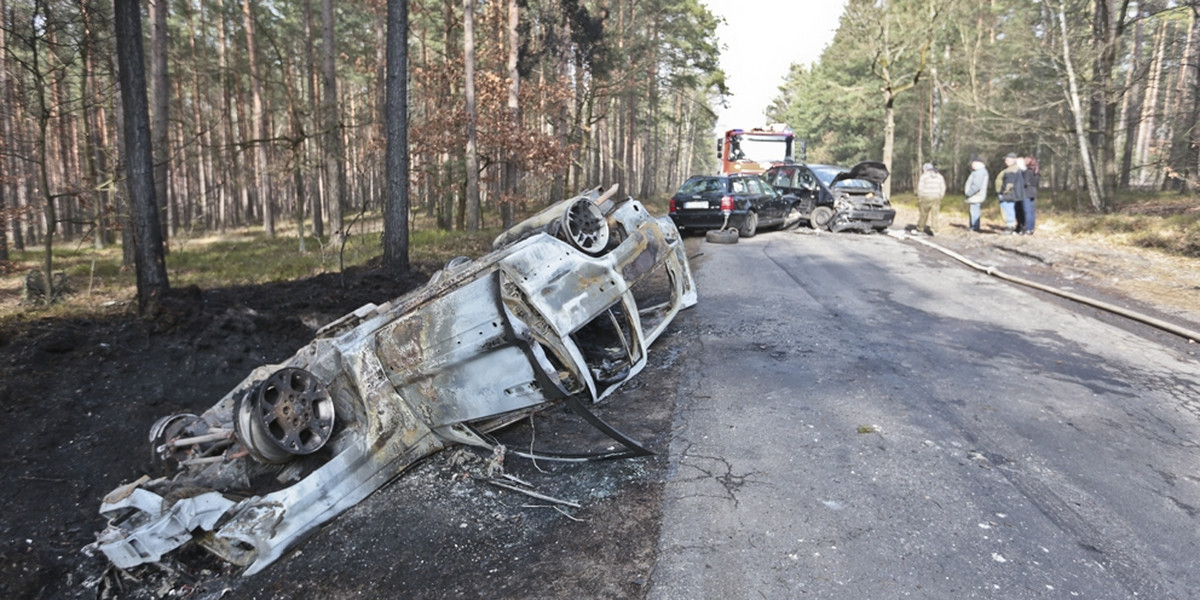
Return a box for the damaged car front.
[87,185,697,575]
[764,161,894,232]
[826,161,894,232]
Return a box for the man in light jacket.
[964,157,989,232]
[915,163,947,236]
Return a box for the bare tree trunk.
[115,0,169,315]
[243,0,273,236]
[187,1,210,231]
[1136,20,1167,187]
[1089,0,1130,198]
[383,0,410,272]
[0,0,9,260]
[883,91,896,199]
[1167,9,1200,192]
[464,0,480,231]
[80,1,106,249]
[303,0,323,238]
[502,0,519,228]
[150,0,171,243]
[26,0,59,303]
[640,13,660,198]
[216,11,234,230]
[109,37,133,265]
[1057,0,1105,211]
[1119,6,1146,190]
[322,0,346,238]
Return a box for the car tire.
[810,206,834,231]
[705,229,739,244]
[739,211,758,238]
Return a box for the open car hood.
[831,161,889,187]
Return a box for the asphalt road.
[648,230,1200,599]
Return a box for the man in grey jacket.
[964,157,989,232]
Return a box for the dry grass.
[0,217,501,324]
[893,189,1200,258]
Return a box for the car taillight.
[720,196,734,212]
[669,197,677,213]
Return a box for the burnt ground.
[0,259,692,600]
[4,206,1200,600]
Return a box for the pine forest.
[1,0,1197,288]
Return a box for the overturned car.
[87,185,697,575]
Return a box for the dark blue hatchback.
[668,173,794,238]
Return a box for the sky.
[701,0,847,135]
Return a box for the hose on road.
[892,231,1200,344]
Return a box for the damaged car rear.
[87,185,697,575]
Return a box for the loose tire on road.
[810,206,834,231]
[739,211,759,238]
[705,229,739,244]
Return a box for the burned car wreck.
[87,185,697,575]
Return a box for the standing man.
[994,152,1024,234]
[964,157,989,232]
[915,163,947,236]
[1018,156,1039,235]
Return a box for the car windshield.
[810,165,845,187]
[833,178,877,190]
[677,177,727,195]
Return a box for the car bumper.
[832,207,895,231]
[670,210,749,231]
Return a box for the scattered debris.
[87,185,698,575]
[484,477,582,508]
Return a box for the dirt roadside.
[890,204,1200,350]
[1,205,1197,599]
[0,257,692,600]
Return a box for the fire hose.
[893,231,1200,344]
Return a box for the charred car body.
[88,185,697,575]
[764,161,894,232]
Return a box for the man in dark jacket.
[1017,156,1039,235]
[994,152,1024,234]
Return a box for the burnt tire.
[739,211,758,238]
[810,206,834,231]
[705,229,739,244]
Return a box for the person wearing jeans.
[994,152,1024,234]
[1019,156,1039,234]
[964,157,989,231]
